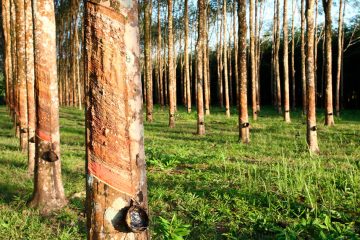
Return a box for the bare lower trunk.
[250,0,257,120]
[197,0,206,135]
[145,0,153,122]
[168,0,175,128]
[301,0,307,114]
[223,0,230,117]
[185,0,191,113]
[15,0,28,151]
[306,0,320,154]
[29,0,67,214]
[25,0,35,174]
[335,0,344,117]
[323,0,334,126]
[85,1,149,239]
[283,0,291,122]
[291,0,296,109]
[238,0,249,143]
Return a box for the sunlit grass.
[0,105,359,239]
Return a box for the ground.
[0,105,359,239]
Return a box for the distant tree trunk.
[283,0,291,122]
[185,0,191,113]
[238,0,249,143]
[291,0,296,109]
[168,0,175,128]
[15,0,28,151]
[25,0,35,174]
[218,0,223,108]
[145,0,153,122]
[306,0,320,154]
[275,0,282,114]
[197,0,206,135]
[84,0,149,238]
[335,0,344,117]
[301,0,307,114]
[322,0,335,126]
[255,0,262,112]
[158,1,164,109]
[223,0,230,117]
[250,0,257,120]
[233,1,239,108]
[29,0,67,214]
[314,0,318,105]
[204,5,210,116]
[2,0,13,113]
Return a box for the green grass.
[0,105,359,239]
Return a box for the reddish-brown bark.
[168,0,175,128]
[29,0,67,214]
[238,0,250,143]
[85,1,149,238]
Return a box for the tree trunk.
[275,0,282,114]
[323,0,335,126]
[223,0,230,117]
[301,0,307,114]
[283,0,291,122]
[238,0,250,143]
[335,0,344,117]
[250,0,257,119]
[145,0,153,122]
[233,1,239,108]
[29,0,67,214]
[291,0,296,109]
[185,0,191,113]
[204,5,210,116]
[168,0,175,128]
[25,0,35,174]
[15,0,28,151]
[157,2,164,109]
[197,0,206,135]
[2,0,13,114]
[306,0,320,154]
[84,1,149,239]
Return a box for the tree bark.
[306,0,320,154]
[275,0,282,114]
[223,0,230,117]
[301,0,307,114]
[250,0,257,120]
[283,0,291,122]
[197,0,206,135]
[322,0,334,126]
[233,1,239,109]
[291,0,296,109]
[145,0,153,122]
[184,0,191,113]
[238,0,250,143]
[168,0,175,127]
[157,1,164,109]
[85,1,149,239]
[335,0,344,117]
[15,0,28,151]
[25,0,35,174]
[29,0,67,214]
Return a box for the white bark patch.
[104,197,127,224]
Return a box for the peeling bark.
[238,0,249,143]
[29,0,67,214]
[84,0,149,238]
[306,0,320,154]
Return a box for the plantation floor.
[0,105,359,239]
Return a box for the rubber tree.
[335,0,344,117]
[197,0,206,135]
[29,0,67,214]
[84,0,149,238]
[283,0,291,122]
[168,0,175,128]
[250,0,257,120]
[301,0,307,114]
[185,0,191,113]
[25,0,35,174]
[15,0,28,151]
[322,0,335,126]
[144,0,153,122]
[306,0,320,154]
[238,0,250,143]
